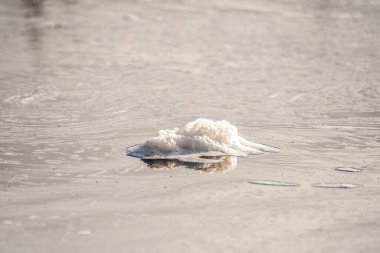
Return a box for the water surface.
[1,0,379,252]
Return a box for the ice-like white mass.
[126,118,279,163]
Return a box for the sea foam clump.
[127,118,279,163]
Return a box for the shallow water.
[1,0,380,252]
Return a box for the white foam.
[126,118,279,162]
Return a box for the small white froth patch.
[126,118,279,162]
[312,183,360,189]
[249,180,298,187]
[335,167,363,173]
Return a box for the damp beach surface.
[1,0,380,253]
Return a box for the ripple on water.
[78,230,92,236]
[47,215,60,220]
[312,183,360,189]
[248,180,299,187]
[335,167,363,173]
[2,220,13,225]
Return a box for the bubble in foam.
[126,118,279,162]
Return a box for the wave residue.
[126,118,279,163]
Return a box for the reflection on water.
[21,0,45,65]
[22,0,44,18]
[142,156,237,173]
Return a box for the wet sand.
[1,0,380,252]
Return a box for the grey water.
[1,0,380,253]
